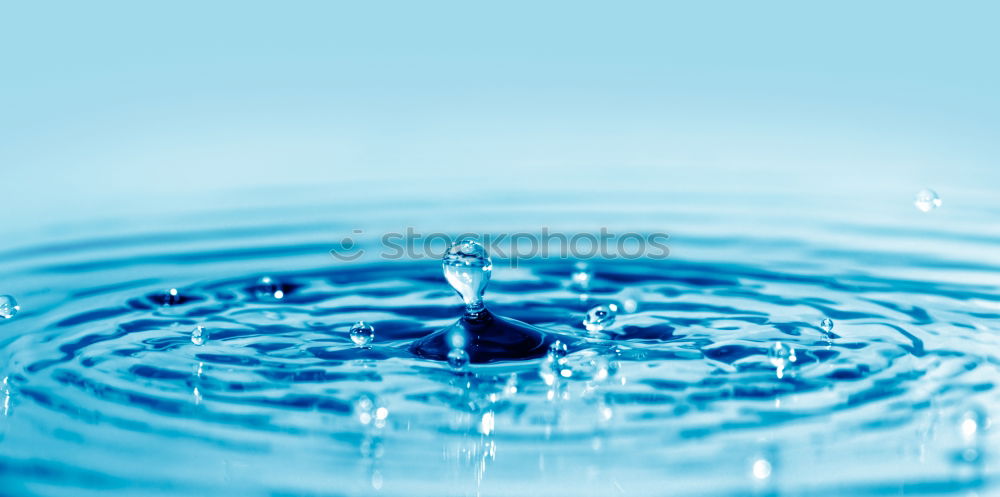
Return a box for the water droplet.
[355,394,375,425]
[448,348,470,371]
[350,321,375,348]
[2,376,10,416]
[960,407,989,442]
[570,261,593,291]
[191,325,208,345]
[620,294,639,314]
[583,305,617,332]
[820,318,834,333]
[914,188,942,212]
[443,239,492,317]
[752,457,772,480]
[479,411,495,435]
[548,340,569,362]
[0,295,20,319]
[768,341,796,379]
[599,405,614,422]
[561,350,614,382]
[163,288,181,306]
[354,395,387,428]
[539,357,560,386]
[503,374,519,396]
[256,276,284,299]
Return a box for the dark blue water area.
[0,193,999,496]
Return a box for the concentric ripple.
[1,193,1000,496]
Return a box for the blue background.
[3,1,998,230]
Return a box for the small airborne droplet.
[350,321,375,348]
[447,348,470,371]
[191,325,208,346]
[914,189,941,212]
[820,318,834,333]
[0,295,20,319]
[583,305,617,332]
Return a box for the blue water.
[1,186,999,496]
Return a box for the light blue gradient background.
[2,1,998,230]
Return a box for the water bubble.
[448,348,470,371]
[191,325,208,346]
[583,305,617,332]
[0,295,20,319]
[350,321,375,348]
[443,239,492,317]
[570,262,593,291]
[820,318,834,333]
[768,341,796,379]
[914,188,942,212]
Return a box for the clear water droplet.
[914,188,942,212]
[583,305,617,332]
[350,321,375,348]
[443,239,492,317]
[570,261,593,291]
[0,295,20,319]
[448,348,470,371]
[191,325,208,345]
[820,318,834,333]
